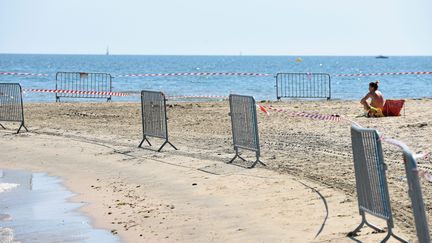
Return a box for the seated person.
[360,81,385,117]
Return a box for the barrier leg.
[349,213,366,237]
[228,148,245,164]
[381,222,407,243]
[348,213,406,242]
[364,219,385,233]
[0,123,5,129]
[228,154,238,164]
[228,148,265,168]
[157,140,178,152]
[166,141,178,150]
[249,153,266,169]
[138,136,152,148]
[16,122,28,134]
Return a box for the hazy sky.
[1,0,431,55]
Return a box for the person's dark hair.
[369,81,379,90]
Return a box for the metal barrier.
[0,83,28,134]
[55,72,112,102]
[228,94,265,168]
[400,144,430,243]
[275,73,331,100]
[138,90,177,152]
[350,125,406,242]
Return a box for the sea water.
[0,169,119,243]
[0,54,431,102]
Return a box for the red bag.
[383,100,405,116]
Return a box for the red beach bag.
[383,99,405,116]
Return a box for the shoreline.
[1,99,431,242]
[0,168,118,243]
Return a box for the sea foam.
[0,183,19,193]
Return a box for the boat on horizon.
[375,55,389,59]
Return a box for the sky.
[1,0,432,55]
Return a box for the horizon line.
[1,52,432,57]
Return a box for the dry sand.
[1,98,431,242]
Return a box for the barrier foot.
[167,141,178,150]
[227,154,239,164]
[348,214,366,237]
[16,123,28,134]
[249,159,266,169]
[380,224,407,243]
[0,123,5,129]
[228,153,265,168]
[348,214,406,243]
[157,140,177,152]
[138,137,152,148]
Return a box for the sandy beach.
[1,99,431,242]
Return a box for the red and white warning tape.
[167,95,227,100]
[3,70,432,78]
[417,170,432,182]
[116,72,272,78]
[23,88,228,100]
[334,71,432,77]
[0,71,272,77]
[23,89,129,97]
[0,72,49,77]
[260,105,341,121]
[256,104,270,116]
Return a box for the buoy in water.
[295,57,302,62]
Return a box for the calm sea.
[0,54,431,102]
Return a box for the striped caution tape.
[256,104,270,116]
[23,89,129,97]
[116,72,272,78]
[166,95,228,100]
[23,88,229,100]
[260,105,342,121]
[3,70,432,78]
[0,71,272,77]
[417,170,432,182]
[334,71,432,77]
[0,71,49,77]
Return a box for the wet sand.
[1,99,431,242]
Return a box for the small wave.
[0,183,19,193]
[0,227,19,243]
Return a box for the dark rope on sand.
[298,181,329,239]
